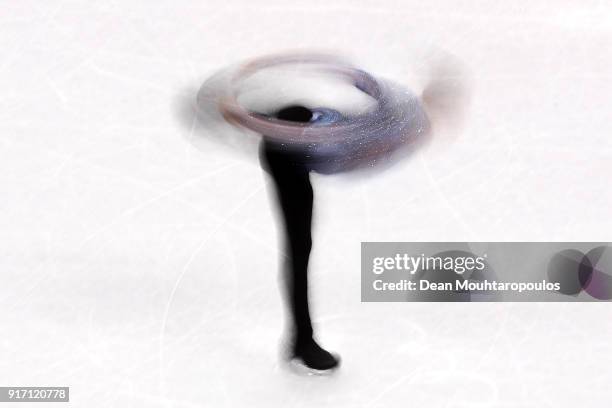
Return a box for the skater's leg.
[260,143,314,345]
[259,105,340,371]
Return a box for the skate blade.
[287,355,341,376]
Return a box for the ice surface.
[1,1,611,407]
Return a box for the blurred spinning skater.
[207,51,467,374]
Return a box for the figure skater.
[201,51,467,374]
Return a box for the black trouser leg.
[260,142,314,345]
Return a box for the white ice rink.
[1,0,612,406]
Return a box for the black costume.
[259,106,339,371]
